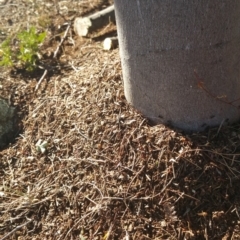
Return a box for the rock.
[0,98,15,148]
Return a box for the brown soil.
[1,1,240,239]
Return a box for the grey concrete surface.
[115,0,240,131]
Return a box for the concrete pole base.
[115,1,240,132]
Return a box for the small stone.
[161,220,167,227]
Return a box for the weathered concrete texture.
[0,98,15,148]
[115,1,240,132]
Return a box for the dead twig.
[34,69,48,91]
[35,23,71,91]
[53,23,71,59]
[0,219,33,240]
[74,5,115,37]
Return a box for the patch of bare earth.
[1,1,240,239]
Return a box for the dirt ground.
[1,1,240,239]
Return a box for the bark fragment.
[74,5,115,37]
[103,36,118,50]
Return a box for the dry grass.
[1,1,240,239]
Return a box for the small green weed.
[0,38,13,67]
[0,26,46,71]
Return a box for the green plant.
[0,26,46,71]
[0,38,13,67]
